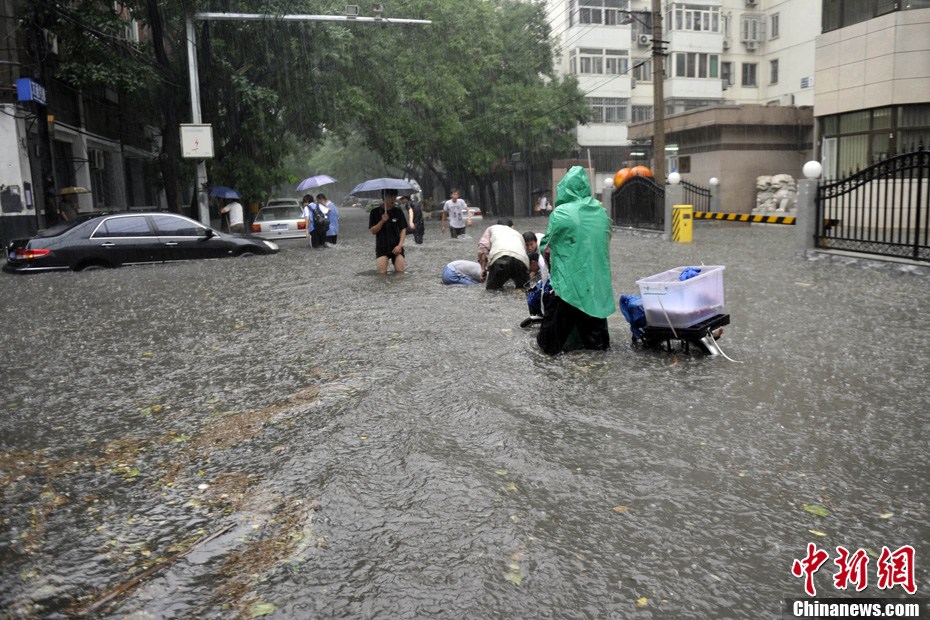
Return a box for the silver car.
[250,204,306,239]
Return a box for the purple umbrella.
[296,175,337,192]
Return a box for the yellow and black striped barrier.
[694,211,796,225]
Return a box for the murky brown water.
[1,209,928,618]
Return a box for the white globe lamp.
[803,161,823,179]
[667,171,681,185]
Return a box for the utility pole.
[24,2,56,229]
[651,0,666,185]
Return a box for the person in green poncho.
[537,166,616,355]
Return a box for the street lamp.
[622,3,666,185]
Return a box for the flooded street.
[1,207,928,618]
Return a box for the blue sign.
[16,78,47,105]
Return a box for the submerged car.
[5,211,279,273]
[250,204,306,239]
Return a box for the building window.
[572,0,624,27]
[721,62,734,87]
[770,13,780,39]
[770,59,779,85]
[818,104,930,178]
[605,50,629,75]
[667,4,721,32]
[741,63,757,87]
[588,97,629,123]
[632,105,653,123]
[571,48,629,76]
[673,53,720,79]
[632,58,653,82]
[821,0,922,33]
[740,15,764,42]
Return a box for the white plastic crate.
[635,265,726,328]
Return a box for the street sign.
[180,124,214,158]
[16,78,46,105]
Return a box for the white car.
[250,204,306,239]
[266,198,301,208]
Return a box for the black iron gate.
[681,180,711,213]
[817,147,930,261]
[611,175,664,230]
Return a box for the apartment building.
[548,0,820,211]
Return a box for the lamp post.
[623,4,666,184]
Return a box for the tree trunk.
[144,0,182,212]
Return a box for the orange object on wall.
[613,168,632,188]
[630,165,654,178]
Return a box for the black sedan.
[4,212,279,273]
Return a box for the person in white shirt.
[440,189,468,238]
[220,199,244,233]
[441,260,482,285]
[476,218,530,290]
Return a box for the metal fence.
[680,180,711,213]
[611,175,664,230]
[816,147,930,261]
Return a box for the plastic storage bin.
[635,265,725,328]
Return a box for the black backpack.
[312,205,329,233]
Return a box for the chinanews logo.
[784,544,927,619]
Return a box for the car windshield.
[266,200,299,207]
[255,206,303,222]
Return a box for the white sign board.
[180,124,214,158]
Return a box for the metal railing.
[816,146,930,261]
[611,175,664,230]
[680,180,711,213]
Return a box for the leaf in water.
[249,601,276,617]
[612,506,629,514]
[808,529,828,537]
[503,571,522,586]
[802,504,830,517]
[636,597,648,608]
[504,482,518,492]
[878,513,894,519]
[142,352,154,357]
[501,328,512,334]
[171,435,192,443]
[496,469,508,476]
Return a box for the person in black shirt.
[368,189,408,274]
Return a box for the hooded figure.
[537,166,615,354]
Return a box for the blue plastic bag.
[618,294,647,339]
[679,266,702,281]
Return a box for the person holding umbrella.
[220,197,245,233]
[368,188,408,274]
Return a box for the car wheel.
[236,249,255,258]
[76,261,112,272]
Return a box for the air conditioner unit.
[722,39,731,50]
[637,34,651,47]
[745,40,758,51]
[92,150,106,170]
[745,0,758,6]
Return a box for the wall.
[815,8,930,116]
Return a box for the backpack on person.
[312,205,329,233]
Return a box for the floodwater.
[1,208,928,618]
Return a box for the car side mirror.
[203,228,215,239]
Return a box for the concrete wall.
[815,8,930,116]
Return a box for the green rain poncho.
[540,166,616,319]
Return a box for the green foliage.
[41,0,587,206]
